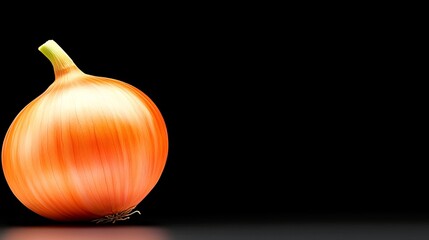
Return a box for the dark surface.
[0,3,426,232]
[4,219,429,240]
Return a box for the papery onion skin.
[1,40,168,222]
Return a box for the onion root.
[91,207,141,224]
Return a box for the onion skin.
[1,40,168,222]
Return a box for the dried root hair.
[91,207,141,224]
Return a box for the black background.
[0,5,426,226]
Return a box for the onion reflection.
[1,226,170,240]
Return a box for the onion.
[1,40,169,223]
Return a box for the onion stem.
[38,40,81,79]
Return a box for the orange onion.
[1,40,168,223]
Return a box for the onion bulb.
[1,40,168,223]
